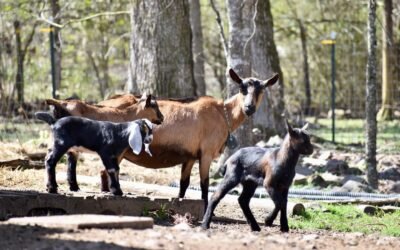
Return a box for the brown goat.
[47,93,163,123]
[95,69,279,209]
[45,93,164,191]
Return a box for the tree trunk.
[14,20,24,104]
[377,0,394,121]
[130,0,195,97]
[216,0,286,173]
[226,0,254,148]
[51,0,62,96]
[298,20,311,116]
[366,0,378,189]
[251,0,285,138]
[190,0,206,96]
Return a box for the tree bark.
[130,0,195,97]
[190,0,206,96]
[251,0,285,138]
[377,0,394,121]
[51,0,62,96]
[298,20,311,116]
[366,0,378,189]
[14,20,24,104]
[226,0,254,147]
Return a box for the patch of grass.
[308,118,400,153]
[0,119,48,143]
[290,204,400,237]
[142,204,172,222]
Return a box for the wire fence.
[297,42,400,153]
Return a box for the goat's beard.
[144,143,152,157]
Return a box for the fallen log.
[0,159,44,170]
[56,172,306,216]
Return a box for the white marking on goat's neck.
[224,94,247,131]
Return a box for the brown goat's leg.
[100,156,123,196]
[100,170,110,192]
[100,153,125,193]
[199,156,213,211]
[179,160,195,198]
[239,181,260,231]
[67,151,80,191]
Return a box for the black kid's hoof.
[69,183,80,192]
[47,186,58,194]
[111,188,123,196]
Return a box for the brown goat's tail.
[45,99,71,119]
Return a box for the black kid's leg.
[201,173,240,229]
[279,189,289,232]
[67,152,79,191]
[265,188,280,227]
[239,181,260,231]
[45,146,68,193]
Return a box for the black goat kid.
[201,120,313,232]
[35,112,154,196]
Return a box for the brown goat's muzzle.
[154,114,164,125]
[244,105,256,116]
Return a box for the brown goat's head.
[286,120,313,155]
[137,93,164,125]
[229,69,279,116]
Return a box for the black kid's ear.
[262,73,279,89]
[301,123,309,131]
[229,68,242,84]
[286,119,295,137]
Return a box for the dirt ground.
[1,220,400,250]
[1,141,400,249]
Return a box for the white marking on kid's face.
[144,143,152,157]
[143,119,153,129]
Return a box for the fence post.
[49,26,57,99]
[322,32,336,143]
[331,41,336,143]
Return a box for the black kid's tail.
[35,112,56,125]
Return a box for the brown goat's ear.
[286,119,295,137]
[229,68,242,84]
[145,94,152,107]
[262,73,279,88]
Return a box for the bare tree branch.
[209,0,229,61]
[37,10,130,29]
